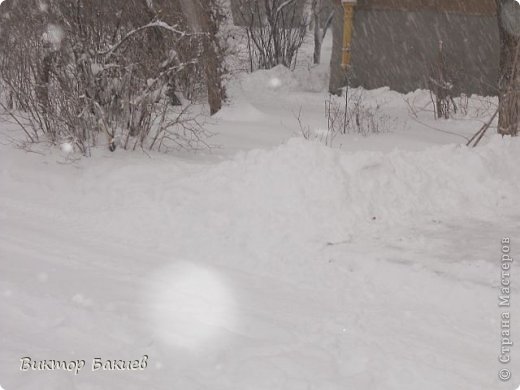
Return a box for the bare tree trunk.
[328,0,345,95]
[37,52,52,114]
[178,0,225,115]
[496,0,520,136]
[312,0,322,64]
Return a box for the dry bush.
[0,0,214,154]
[325,89,393,137]
[428,41,458,120]
[295,89,393,149]
[234,0,308,71]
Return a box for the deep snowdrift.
[5,134,517,274]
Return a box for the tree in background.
[178,0,226,115]
[328,0,345,95]
[311,0,333,64]
[232,0,308,71]
[496,0,520,136]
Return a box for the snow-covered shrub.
[0,0,212,154]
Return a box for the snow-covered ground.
[2,37,520,390]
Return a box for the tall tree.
[178,0,225,115]
[496,0,520,136]
[312,0,333,65]
[328,0,345,95]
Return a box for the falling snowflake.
[42,24,64,50]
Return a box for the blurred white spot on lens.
[39,1,49,12]
[269,77,282,89]
[143,262,235,350]
[60,142,73,154]
[43,24,64,50]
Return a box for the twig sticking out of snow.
[466,109,499,147]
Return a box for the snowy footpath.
[2,69,520,389]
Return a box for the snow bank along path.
[1,135,520,389]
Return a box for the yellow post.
[341,0,357,69]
